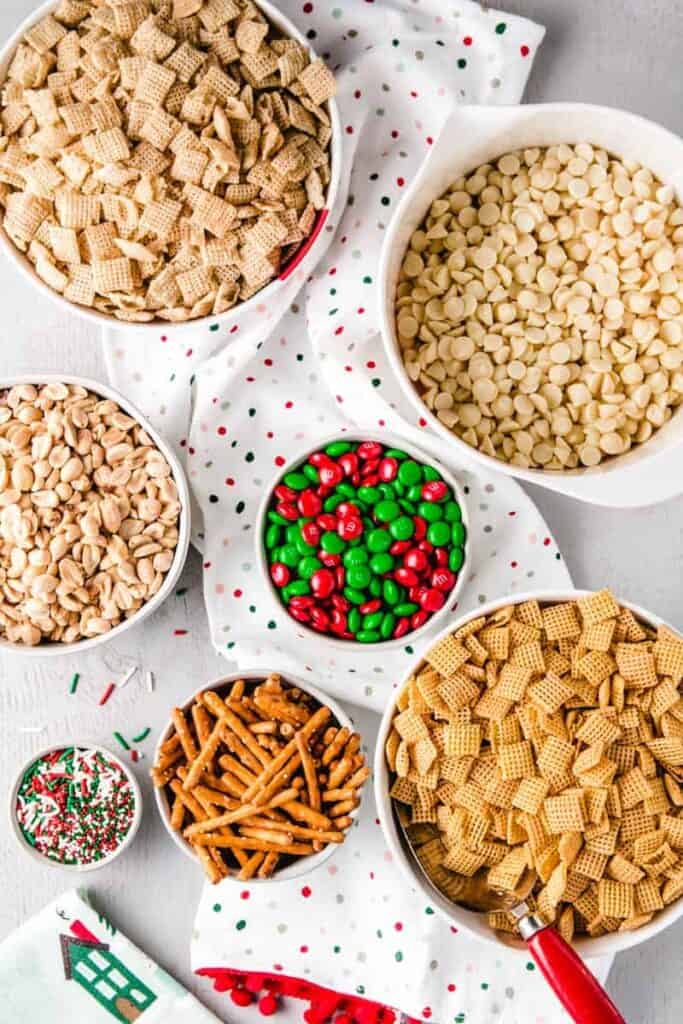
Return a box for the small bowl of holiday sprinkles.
[10,744,142,870]
[257,434,470,648]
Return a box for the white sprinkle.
[146,670,154,693]
[117,665,138,689]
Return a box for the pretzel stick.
[190,779,249,869]
[193,785,240,811]
[196,843,224,884]
[322,727,350,766]
[171,707,199,761]
[239,827,294,846]
[253,753,301,807]
[258,851,279,877]
[328,756,354,790]
[254,692,310,726]
[322,787,355,802]
[240,815,345,843]
[204,691,272,767]
[333,815,354,829]
[329,798,358,818]
[241,706,331,802]
[296,731,321,810]
[193,835,315,855]
[183,720,224,790]
[229,679,245,699]
[250,721,278,734]
[345,765,370,790]
[185,803,261,836]
[238,850,265,880]
[170,778,208,821]
[265,786,300,809]
[344,734,361,757]
[151,765,177,787]
[170,796,185,830]
[157,746,184,772]
[226,698,260,724]
[218,753,258,786]
[281,800,332,830]
[160,733,181,755]
[192,704,215,773]
[219,722,263,774]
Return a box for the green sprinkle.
[69,673,80,694]
[132,727,151,743]
[236,919,246,930]
[113,732,130,751]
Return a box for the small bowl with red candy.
[257,433,469,648]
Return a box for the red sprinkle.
[98,682,115,706]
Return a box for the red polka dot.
[410,91,418,98]
[345,125,354,134]
[426,136,433,145]
[230,324,239,334]
[180,439,187,447]
[418,417,427,427]
[354,89,361,99]
[233,589,242,598]
[203,562,211,569]
[273,964,283,972]
[334,326,344,335]
[185,349,193,358]
[188,447,195,455]
[422,1009,432,1019]
[217,426,227,436]
[241,890,250,900]
[463,36,472,46]
[391,130,399,138]
[511,561,518,568]
[447,984,456,993]
[357,307,365,314]
[397,177,405,187]
[299,945,309,953]
[225,477,234,486]
[543,537,551,546]
[246,376,255,382]
[328,267,337,276]
[366,360,376,369]
[378,419,385,427]
[344,365,352,372]
[284,402,293,409]
[275,456,286,466]
[508,510,517,516]
[450,926,458,934]
[336,395,344,404]
[301,886,312,898]
[394,922,403,931]
[267,431,274,439]
[369,871,375,880]
[303,2,313,11]
[160,335,168,342]
[264,358,273,366]
[520,44,530,56]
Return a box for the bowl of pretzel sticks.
[152,670,369,882]
[375,589,683,957]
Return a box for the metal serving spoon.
[397,813,626,1024]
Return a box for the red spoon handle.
[527,926,626,1024]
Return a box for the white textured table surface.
[1,2,683,1023]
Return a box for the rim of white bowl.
[374,587,683,959]
[153,669,364,882]
[0,0,342,336]
[378,101,683,489]
[0,374,191,656]
[9,741,143,871]
[254,430,472,651]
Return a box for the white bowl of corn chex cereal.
[0,0,341,331]
[379,103,683,507]
[375,589,683,957]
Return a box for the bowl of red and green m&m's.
[257,434,469,648]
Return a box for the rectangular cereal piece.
[298,59,336,106]
[527,672,575,715]
[512,776,549,815]
[498,663,532,702]
[425,634,469,676]
[615,644,658,689]
[544,792,585,834]
[578,589,621,626]
[598,879,634,919]
[542,602,581,641]
[393,708,429,745]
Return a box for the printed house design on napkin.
[60,919,156,1022]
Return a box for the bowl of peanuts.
[0,0,342,332]
[152,669,369,883]
[0,375,190,653]
[379,103,683,506]
[375,588,683,958]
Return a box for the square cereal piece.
[385,729,400,771]
[393,708,429,745]
[445,723,482,758]
[474,688,513,722]
[644,777,670,816]
[390,777,416,804]
[651,678,680,718]
[483,770,518,810]
[586,823,620,856]
[581,619,617,653]
[542,602,581,641]
[442,844,487,876]
[487,845,528,892]
[527,672,575,715]
[298,58,336,106]
[573,743,605,777]
[661,814,683,850]
[615,644,658,689]
[48,224,80,264]
[576,711,622,747]
[499,741,536,778]
[92,257,135,295]
[498,663,532,702]
[464,633,489,667]
[414,736,437,775]
[439,755,474,787]
[636,877,664,913]
[477,626,510,661]
[632,829,667,862]
[598,879,634,919]
[510,641,546,674]
[515,599,543,629]
[620,806,656,844]
[647,737,683,767]
[654,637,683,682]
[544,792,585,834]
[454,616,487,640]
[425,633,469,676]
[578,589,621,626]
[577,650,617,686]
[619,766,653,809]
[663,872,683,905]
[537,735,574,779]
[513,776,549,815]
[573,847,609,881]
[559,831,583,866]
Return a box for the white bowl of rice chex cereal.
[0,0,341,333]
[375,589,683,958]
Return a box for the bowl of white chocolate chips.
[380,103,683,490]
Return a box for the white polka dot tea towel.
[104,0,550,713]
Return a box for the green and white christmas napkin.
[0,890,219,1024]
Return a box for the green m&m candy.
[449,546,464,572]
[427,520,451,547]
[375,499,400,522]
[347,565,371,590]
[369,552,394,574]
[298,556,322,579]
[444,500,462,522]
[418,501,442,523]
[356,630,380,643]
[321,531,345,554]
[325,441,352,457]
[344,547,368,567]
[397,460,422,486]
[390,515,414,541]
[367,528,392,552]
[283,471,308,490]
[451,521,466,545]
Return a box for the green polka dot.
[380,196,390,206]
[363,275,372,284]
[236,920,246,931]
[267,620,276,629]
[372,378,381,387]
[526,961,535,971]
[296,354,304,361]
[391,39,399,47]
[213,903,222,912]
[356,986,365,995]
[376,929,383,938]
[236,501,245,513]
[480,983,488,990]
[209,323,219,332]
[245,451,254,462]
[495,22,507,34]
[226,641,235,649]
[425,906,434,915]
[248,408,256,416]
[332,7,342,17]
[457,58,467,69]
[333,945,341,953]
[394,951,403,962]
